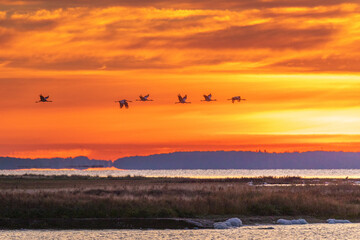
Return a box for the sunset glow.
[1,0,360,159]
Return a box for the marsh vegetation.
[0,175,359,220]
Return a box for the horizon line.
[3,149,360,161]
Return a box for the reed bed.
[0,175,359,219]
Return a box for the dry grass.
[0,175,359,219]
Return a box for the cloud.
[260,6,358,19]
[0,27,15,45]
[129,23,337,50]
[270,55,360,72]
[176,24,336,50]
[0,18,58,31]
[1,0,359,10]
[4,55,176,70]
[0,1,358,73]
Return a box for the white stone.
[213,218,242,229]
[213,222,230,229]
[225,218,242,227]
[291,219,308,224]
[277,219,308,225]
[277,219,292,225]
[327,219,351,224]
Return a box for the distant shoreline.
[5,151,360,170]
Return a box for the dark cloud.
[0,18,58,31]
[228,0,359,9]
[260,8,356,20]
[183,24,335,49]
[1,0,359,10]
[4,55,176,70]
[2,51,267,71]
[88,15,212,42]
[130,23,336,50]
[139,15,211,32]
[270,55,360,72]
[0,28,15,46]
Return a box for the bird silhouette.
[136,94,153,101]
[115,99,132,109]
[176,94,191,104]
[36,94,52,103]
[227,96,246,103]
[201,93,216,102]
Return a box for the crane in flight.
[115,99,132,109]
[201,94,216,102]
[36,94,52,103]
[176,94,191,104]
[136,94,153,101]
[228,96,246,103]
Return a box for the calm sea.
[1,224,359,240]
[2,169,360,178]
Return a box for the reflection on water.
[2,169,360,178]
[1,224,359,240]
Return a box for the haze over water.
[6,169,360,179]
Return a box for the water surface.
[1,224,358,240]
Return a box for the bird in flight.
[228,96,246,103]
[201,94,216,102]
[176,94,191,104]
[36,94,52,103]
[136,94,153,101]
[115,99,132,109]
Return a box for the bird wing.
[45,96,49,100]
[40,95,45,101]
[178,94,182,102]
[183,95,187,101]
[144,94,149,99]
[124,101,129,108]
[120,102,124,108]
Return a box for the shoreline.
[0,216,356,230]
[3,168,360,180]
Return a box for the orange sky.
[1,0,360,160]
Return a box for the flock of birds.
[36,94,246,109]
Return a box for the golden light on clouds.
[1,0,360,159]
